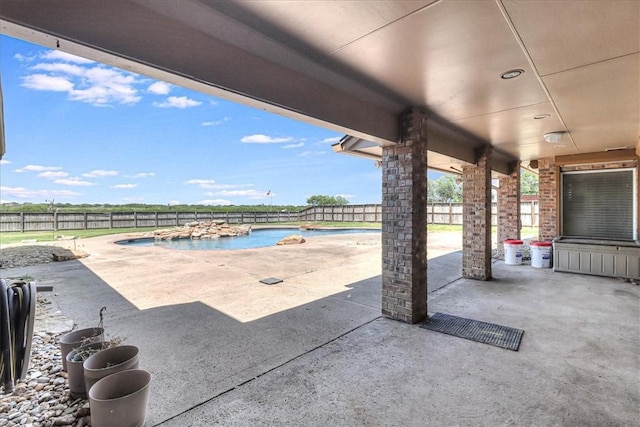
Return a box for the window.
[561,169,636,241]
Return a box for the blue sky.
[0,35,390,206]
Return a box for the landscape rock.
[0,295,92,427]
[277,235,306,245]
[149,221,251,241]
[0,246,85,270]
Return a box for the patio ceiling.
[0,1,638,174]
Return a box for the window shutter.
[562,170,634,240]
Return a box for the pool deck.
[2,231,638,426]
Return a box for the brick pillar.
[497,165,521,259]
[462,146,492,280]
[538,158,558,241]
[381,108,428,324]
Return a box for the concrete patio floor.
[2,231,638,426]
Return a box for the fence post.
[448,203,453,225]
[20,212,25,232]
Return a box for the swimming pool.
[115,228,380,250]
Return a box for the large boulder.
[277,235,306,245]
[152,221,251,240]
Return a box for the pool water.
[116,228,380,250]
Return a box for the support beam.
[381,108,428,324]
[497,165,521,258]
[462,146,492,280]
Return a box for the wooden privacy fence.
[0,202,538,232]
[0,211,299,232]
[298,204,382,223]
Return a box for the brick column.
[538,158,558,241]
[497,165,521,259]
[381,108,428,324]
[462,146,492,280]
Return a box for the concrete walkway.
[3,231,638,426]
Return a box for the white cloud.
[282,142,304,149]
[32,62,85,76]
[148,81,171,95]
[202,184,253,194]
[0,160,11,165]
[299,150,326,157]
[15,164,63,173]
[167,200,181,206]
[0,186,80,199]
[197,199,233,206]
[322,136,342,143]
[82,169,119,178]
[185,179,216,186]
[241,134,293,144]
[38,171,69,179]
[54,178,95,187]
[41,50,94,64]
[112,183,137,189]
[153,96,201,109]
[21,50,141,106]
[201,117,230,126]
[14,53,36,62]
[131,172,155,178]
[21,74,74,92]
[69,67,140,105]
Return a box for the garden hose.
[0,279,36,394]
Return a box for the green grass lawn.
[0,228,158,245]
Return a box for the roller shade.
[562,170,634,240]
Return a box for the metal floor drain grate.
[259,277,283,285]
[420,312,524,351]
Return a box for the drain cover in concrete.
[259,277,283,285]
[420,312,524,351]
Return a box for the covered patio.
[0,1,639,425]
[3,234,638,425]
[1,1,638,324]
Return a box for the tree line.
[427,169,539,203]
[0,171,538,212]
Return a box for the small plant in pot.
[66,341,110,399]
[59,306,107,371]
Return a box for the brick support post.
[538,158,558,241]
[462,146,492,280]
[497,165,521,259]
[381,108,428,324]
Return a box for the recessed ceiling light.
[501,69,524,79]
[534,114,550,120]
[554,144,567,148]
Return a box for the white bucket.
[504,239,523,265]
[531,241,552,268]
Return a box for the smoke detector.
[543,131,565,143]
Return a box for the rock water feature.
[148,221,252,240]
[0,297,93,426]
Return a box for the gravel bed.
[0,296,91,426]
[0,246,81,270]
